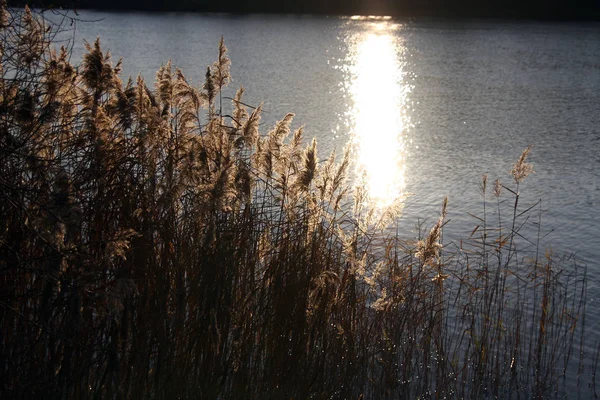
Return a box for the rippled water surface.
[69,10,600,324]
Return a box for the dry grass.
[0,5,595,399]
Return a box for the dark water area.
[21,0,600,21]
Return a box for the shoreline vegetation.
[0,5,597,399]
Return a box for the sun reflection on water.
[341,22,411,209]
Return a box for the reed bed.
[0,5,595,399]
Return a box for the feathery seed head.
[203,66,215,105]
[81,38,118,95]
[232,86,248,129]
[415,197,447,268]
[156,60,174,111]
[238,104,262,149]
[493,178,502,197]
[298,138,318,192]
[1,0,8,29]
[480,174,487,195]
[511,145,534,184]
[213,36,231,89]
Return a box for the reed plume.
[511,144,534,183]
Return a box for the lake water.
[66,11,600,333]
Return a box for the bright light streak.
[345,25,410,208]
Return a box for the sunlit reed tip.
[511,145,534,184]
[493,178,502,197]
